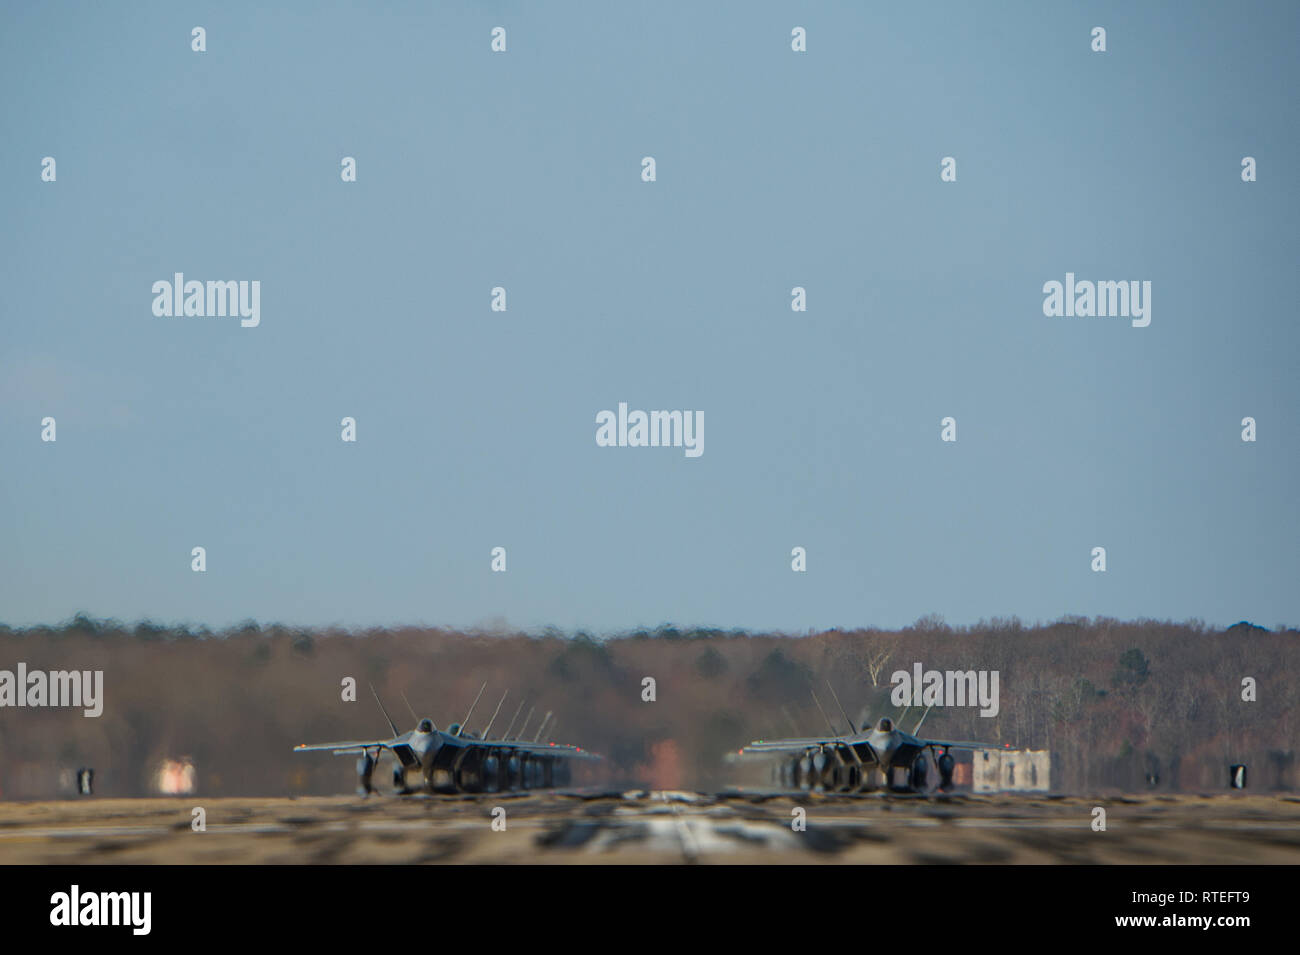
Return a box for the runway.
[1,791,1298,864]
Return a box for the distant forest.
[0,615,1295,797]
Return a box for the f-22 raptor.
[737,683,1003,793]
[294,684,600,795]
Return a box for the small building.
[974,748,1051,792]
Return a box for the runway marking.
[659,792,700,862]
[0,826,172,838]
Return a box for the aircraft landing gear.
[482,755,500,793]
[356,750,377,796]
[938,750,956,791]
[909,755,928,791]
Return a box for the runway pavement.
[1,790,1297,864]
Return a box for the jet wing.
[519,742,602,760]
[917,737,1003,751]
[738,736,847,754]
[293,738,397,755]
[469,739,602,760]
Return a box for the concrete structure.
[973,748,1051,792]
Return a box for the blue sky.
[2,1,1296,632]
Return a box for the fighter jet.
[293,683,600,795]
[735,683,1003,793]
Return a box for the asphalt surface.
[1,790,1297,864]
